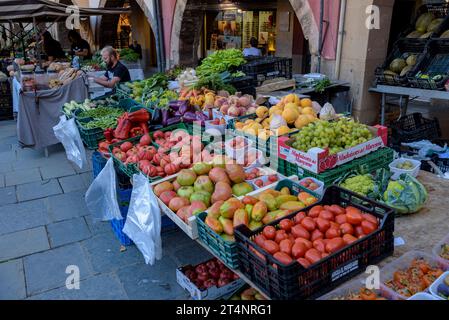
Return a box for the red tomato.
[323,205,331,211]
[288,234,296,243]
[263,226,276,240]
[279,239,293,256]
[308,206,323,218]
[292,242,307,259]
[305,248,322,264]
[313,239,326,253]
[340,223,354,235]
[294,238,313,250]
[316,218,331,233]
[329,221,340,229]
[294,212,306,224]
[254,234,266,248]
[346,207,363,225]
[358,234,366,239]
[325,237,345,254]
[343,234,358,245]
[279,219,294,232]
[311,229,324,242]
[363,213,378,226]
[335,214,347,225]
[325,227,341,239]
[318,210,334,221]
[297,258,311,268]
[361,220,377,234]
[329,205,345,216]
[301,217,316,232]
[273,252,293,265]
[275,230,289,244]
[321,252,330,259]
[263,240,279,255]
[291,225,310,240]
[354,225,364,237]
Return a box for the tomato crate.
[282,147,394,187]
[196,211,240,270]
[375,39,426,87]
[107,137,140,179]
[235,186,395,300]
[390,113,440,147]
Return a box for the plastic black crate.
[408,39,449,89]
[0,80,11,95]
[242,57,292,86]
[375,39,426,86]
[390,113,441,147]
[398,3,449,41]
[235,186,395,300]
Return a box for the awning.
[0,0,130,22]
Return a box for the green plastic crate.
[196,211,240,270]
[76,118,106,150]
[281,147,394,186]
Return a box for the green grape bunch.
[291,118,373,154]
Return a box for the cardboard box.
[278,125,388,174]
[176,260,246,300]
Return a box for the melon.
[440,30,449,38]
[416,12,435,33]
[389,58,407,73]
[407,30,424,38]
[282,108,299,125]
[400,65,414,77]
[384,70,398,77]
[427,18,443,32]
[406,55,417,66]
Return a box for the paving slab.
[27,273,128,300]
[45,190,89,222]
[0,150,16,164]
[58,175,87,193]
[0,227,50,262]
[0,199,51,236]
[16,179,62,202]
[117,256,184,300]
[23,243,93,296]
[81,232,143,274]
[80,172,93,188]
[39,162,77,180]
[13,152,69,170]
[47,217,91,248]
[170,240,213,267]
[84,215,111,235]
[5,168,42,187]
[0,162,13,174]
[0,185,15,205]
[0,259,26,300]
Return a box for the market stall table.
[369,85,449,125]
[378,170,449,265]
[16,75,88,151]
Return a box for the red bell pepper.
[130,127,143,137]
[128,109,150,123]
[140,122,149,134]
[103,128,114,142]
[114,113,132,140]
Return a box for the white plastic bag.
[319,103,338,121]
[85,158,122,222]
[123,173,162,265]
[270,114,287,130]
[53,115,87,169]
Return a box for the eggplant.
[168,100,181,112]
[182,111,197,123]
[161,108,170,126]
[151,108,162,125]
[178,101,192,116]
[166,116,182,126]
[195,111,209,121]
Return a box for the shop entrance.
[99,0,157,70]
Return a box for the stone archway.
[170,0,320,68]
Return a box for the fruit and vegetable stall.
[54,49,449,301]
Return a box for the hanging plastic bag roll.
[53,115,87,169]
[85,158,122,222]
[123,173,162,265]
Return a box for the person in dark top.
[129,40,142,60]
[41,31,65,62]
[93,46,131,88]
[68,30,92,60]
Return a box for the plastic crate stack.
[0,80,12,120]
[242,57,292,87]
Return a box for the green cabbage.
[383,174,427,215]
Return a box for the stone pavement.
[0,120,211,300]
